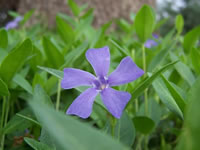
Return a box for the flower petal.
[108,56,144,86]
[67,88,98,118]
[100,88,131,119]
[61,68,96,89]
[86,46,110,77]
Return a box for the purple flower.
[5,16,22,30]
[152,33,159,39]
[144,34,159,48]
[144,39,158,48]
[61,46,144,119]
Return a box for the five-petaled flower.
[61,46,144,119]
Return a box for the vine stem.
[1,97,9,150]
[0,97,6,133]
[56,80,61,111]
[142,44,148,116]
[109,115,117,138]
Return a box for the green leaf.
[13,74,33,95]
[190,48,200,74]
[29,101,129,150]
[176,14,184,35]
[68,0,81,17]
[133,116,155,134]
[43,37,64,68]
[152,77,183,119]
[37,66,63,79]
[109,39,129,56]
[183,25,200,53]
[29,45,43,71]
[3,108,33,134]
[0,29,8,49]
[20,9,34,26]
[33,84,54,107]
[148,40,177,71]
[0,39,32,84]
[0,78,9,96]
[33,85,56,149]
[56,16,75,43]
[176,77,200,150]
[170,52,195,87]
[161,75,186,113]
[137,99,161,125]
[16,113,40,126]
[134,5,155,42]
[24,137,54,150]
[131,61,178,100]
[154,18,168,31]
[115,112,135,146]
[63,42,88,67]
[40,128,56,150]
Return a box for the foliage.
[0,1,199,150]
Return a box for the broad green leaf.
[161,75,186,113]
[33,85,56,149]
[134,5,155,42]
[0,29,8,49]
[68,0,81,17]
[113,112,136,146]
[0,39,32,84]
[176,77,200,150]
[190,48,200,74]
[20,9,34,26]
[131,61,178,100]
[183,25,200,53]
[63,42,88,67]
[43,37,64,68]
[29,101,129,150]
[40,128,56,149]
[13,74,33,95]
[56,16,75,43]
[152,77,183,119]
[137,99,161,125]
[148,40,177,71]
[176,14,184,35]
[24,137,54,150]
[133,116,155,134]
[75,15,93,39]
[170,52,195,87]
[8,11,20,17]
[3,108,33,134]
[57,13,76,27]
[33,84,53,107]
[29,45,43,71]
[0,78,9,96]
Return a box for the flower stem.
[142,45,148,116]
[56,80,61,111]
[0,97,6,141]
[110,115,117,137]
[0,97,6,130]
[0,97,9,150]
[135,98,138,113]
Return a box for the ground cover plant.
[0,1,200,150]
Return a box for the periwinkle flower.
[144,40,158,48]
[5,16,22,30]
[61,47,144,119]
[144,34,159,48]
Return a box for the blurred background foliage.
[158,0,200,34]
